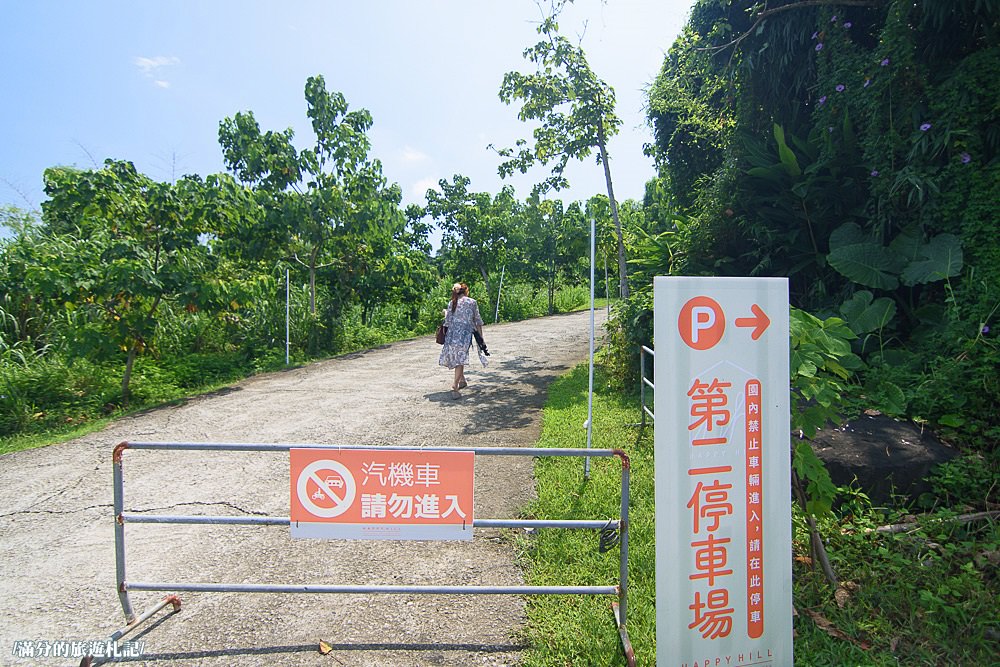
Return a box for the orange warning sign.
[290,448,475,540]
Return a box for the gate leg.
[113,443,135,623]
[613,602,636,667]
[615,452,635,667]
[109,596,182,642]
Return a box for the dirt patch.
[0,310,604,666]
[810,413,959,505]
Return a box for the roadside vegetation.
[521,1,999,664]
[0,278,595,455]
[521,364,999,666]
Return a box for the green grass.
[0,359,298,456]
[517,363,654,666]
[521,363,1000,666]
[0,413,118,455]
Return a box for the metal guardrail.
[640,345,654,429]
[111,441,635,666]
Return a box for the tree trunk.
[597,120,629,299]
[477,264,492,306]
[548,264,555,315]
[309,247,318,315]
[791,468,839,587]
[120,295,161,408]
[121,344,138,408]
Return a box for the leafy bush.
[250,348,289,374]
[638,0,1000,465]
[496,282,546,322]
[601,291,653,387]
[0,354,120,437]
[161,351,249,389]
[927,452,1000,509]
[126,358,185,406]
[854,280,1000,451]
[552,285,589,313]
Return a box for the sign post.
[654,277,792,666]
[290,448,475,541]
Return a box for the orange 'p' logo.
[678,297,725,350]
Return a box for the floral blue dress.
[438,296,484,369]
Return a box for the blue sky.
[1,1,688,230]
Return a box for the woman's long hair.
[450,283,468,313]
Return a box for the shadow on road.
[423,356,571,436]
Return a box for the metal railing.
[639,345,654,430]
[112,441,635,666]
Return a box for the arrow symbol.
[735,304,771,340]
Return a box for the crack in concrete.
[0,503,112,519]
[127,501,270,516]
[0,501,268,520]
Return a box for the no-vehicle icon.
[295,460,357,519]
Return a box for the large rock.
[809,414,959,505]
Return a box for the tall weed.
[0,354,119,437]
[552,285,589,313]
[496,282,546,322]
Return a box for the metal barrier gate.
[112,441,635,665]
[639,345,655,430]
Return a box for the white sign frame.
[654,277,792,666]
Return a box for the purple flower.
[881,58,890,66]
[818,95,827,105]
[844,21,852,29]
[920,123,932,131]
[816,42,824,51]
[982,325,991,335]
[961,152,971,164]
[831,15,838,22]
[836,84,846,92]
[812,31,819,39]
[871,170,879,177]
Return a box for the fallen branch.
[869,510,1000,535]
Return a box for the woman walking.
[439,282,485,398]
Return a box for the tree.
[346,184,436,326]
[219,75,389,317]
[629,0,1000,516]
[496,13,630,297]
[424,174,514,300]
[38,161,232,405]
[0,207,47,352]
[523,197,588,313]
[0,204,38,237]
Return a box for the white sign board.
[654,277,792,666]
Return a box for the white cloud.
[411,177,439,200]
[134,56,180,87]
[400,146,430,164]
